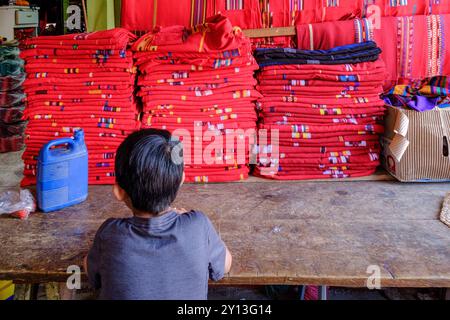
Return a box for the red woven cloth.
[255,52,386,180]
[296,15,450,88]
[21,29,137,186]
[133,15,258,182]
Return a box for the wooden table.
[1,180,449,288]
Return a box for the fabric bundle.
[254,41,387,179]
[0,42,26,153]
[20,28,138,185]
[132,15,260,182]
[384,76,450,111]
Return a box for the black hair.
[115,129,184,214]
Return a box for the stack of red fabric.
[132,15,260,182]
[254,42,386,179]
[20,28,138,185]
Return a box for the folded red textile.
[254,167,377,180]
[133,17,258,182]
[258,59,386,73]
[23,83,133,92]
[261,116,383,126]
[26,71,135,80]
[255,55,386,180]
[132,15,252,54]
[23,28,135,47]
[21,49,132,60]
[21,31,136,186]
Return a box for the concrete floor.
[0,150,24,188]
[1,150,446,300]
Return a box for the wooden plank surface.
[0,181,449,287]
[243,27,296,38]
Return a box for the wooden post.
[242,27,296,38]
[81,0,89,32]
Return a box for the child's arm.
[224,246,232,274]
[83,255,88,275]
[204,215,232,281]
[84,219,111,290]
[84,242,102,289]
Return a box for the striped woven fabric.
[20,28,138,185]
[133,15,259,183]
[0,42,26,153]
[254,42,387,180]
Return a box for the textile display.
[0,42,26,153]
[20,28,138,185]
[296,14,450,88]
[132,15,260,182]
[254,41,387,179]
[383,76,450,111]
[120,1,450,49]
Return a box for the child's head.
[114,129,184,216]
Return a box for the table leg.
[319,285,328,300]
[298,286,305,300]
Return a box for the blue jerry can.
[37,129,88,212]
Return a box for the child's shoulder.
[94,217,129,236]
[178,209,209,222]
[177,210,216,231]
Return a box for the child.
[84,129,232,300]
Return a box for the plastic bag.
[0,189,36,219]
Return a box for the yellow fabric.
[0,281,14,300]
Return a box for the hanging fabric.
[87,0,121,32]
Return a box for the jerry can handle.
[41,137,76,162]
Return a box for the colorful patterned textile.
[383,76,450,110]
[0,42,26,153]
[133,15,259,182]
[296,14,450,88]
[20,28,138,185]
[120,1,450,49]
[366,0,450,17]
[254,42,387,179]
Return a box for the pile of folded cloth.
[0,42,26,153]
[254,41,387,179]
[132,15,260,182]
[20,28,138,185]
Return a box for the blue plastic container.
[37,129,88,212]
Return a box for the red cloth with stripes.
[255,57,387,180]
[133,15,258,182]
[20,29,137,186]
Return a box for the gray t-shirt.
[86,210,226,300]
